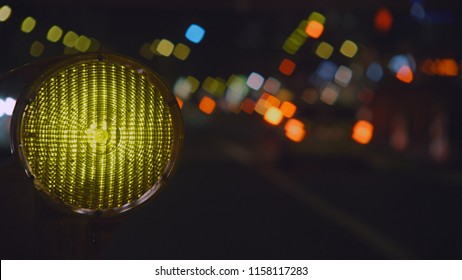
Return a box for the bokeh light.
[374,7,393,32]
[279,58,296,76]
[185,24,205,44]
[315,42,334,59]
[21,17,36,33]
[420,58,459,76]
[0,98,16,117]
[174,77,193,100]
[199,96,216,115]
[396,65,413,83]
[352,120,374,144]
[388,54,416,73]
[280,101,297,118]
[283,29,307,55]
[139,43,155,59]
[285,118,306,142]
[410,2,426,20]
[157,39,175,57]
[275,88,294,102]
[74,35,91,52]
[308,11,326,25]
[247,72,264,90]
[240,98,256,114]
[173,76,200,100]
[366,62,384,82]
[173,43,191,60]
[320,83,339,105]
[334,65,353,87]
[63,31,79,47]
[263,77,281,94]
[305,20,324,38]
[264,107,283,126]
[226,75,249,108]
[30,41,45,57]
[316,61,337,81]
[85,38,100,52]
[339,40,358,58]
[0,5,12,22]
[202,77,226,97]
[176,97,184,109]
[46,25,63,43]
[255,93,280,115]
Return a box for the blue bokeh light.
[185,24,205,44]
[366,62,383,82]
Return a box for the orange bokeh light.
[375,7,393,32]
[305,20,324,39]
[279,58,296,76]
[280,101,297,118]
[198,96,216,115]
[396,65,413,83]
[176,96,184,109]
[284,118,306,142]
[420,58,459,76]
[255,93,281,115]
[352,120,374,144]
[437,59,459,76]
[420,59,434,75]
[264,107,283,126]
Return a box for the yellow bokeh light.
[47,25,63,43]
[275,88,294,102]
[140,43,154,59]
[62,31,79,47]
[283,30,306,54]
[30,41,44,57]
[186,76,200,93]
[315,42,334,59]
[340,40,358,58]
[264,107,283,126]
[173,43,191,60]
[21,17,36,33]
[203,77,219,94]
[308,12,326,25]
[157,39,174,57]
[74,35,91,52]
[149,39,160,54]
[88,38,101,52]
[202,77,225,98]
[0,5,12,22]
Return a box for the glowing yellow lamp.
[9,53,183,216]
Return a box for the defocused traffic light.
[5,52,183,216]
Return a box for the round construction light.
[12,53,183,216]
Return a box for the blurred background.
[0,0,461,259]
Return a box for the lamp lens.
[20,58,176,213]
